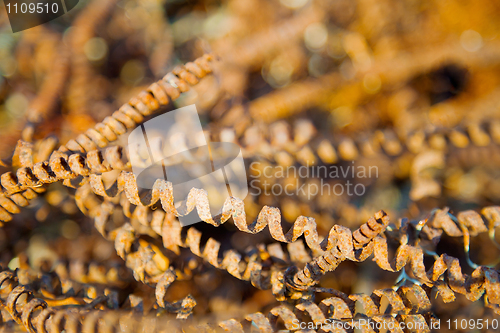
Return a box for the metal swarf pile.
[1,0,500,332]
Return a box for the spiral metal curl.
[83,175,500,317]
[59,53,214,154]
[0,266,437,333]
[233,119,500,166]
[0,54,215,222]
